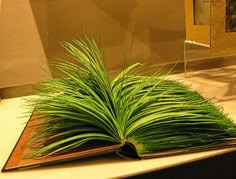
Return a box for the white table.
[1,68,236,178]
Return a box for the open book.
[2,35,236,171]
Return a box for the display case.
[1,1,236,178]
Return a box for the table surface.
[1,68,236,179]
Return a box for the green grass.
[24,34,236,159]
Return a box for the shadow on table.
[123,149,236,179]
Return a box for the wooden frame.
[210,0,236,55]
[185,0,236,55]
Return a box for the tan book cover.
[3,114,236,172]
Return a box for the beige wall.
[0,0,185,88]
[0,0,50,88]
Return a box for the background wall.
[0,0,50,88]
[0,0,185,88]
